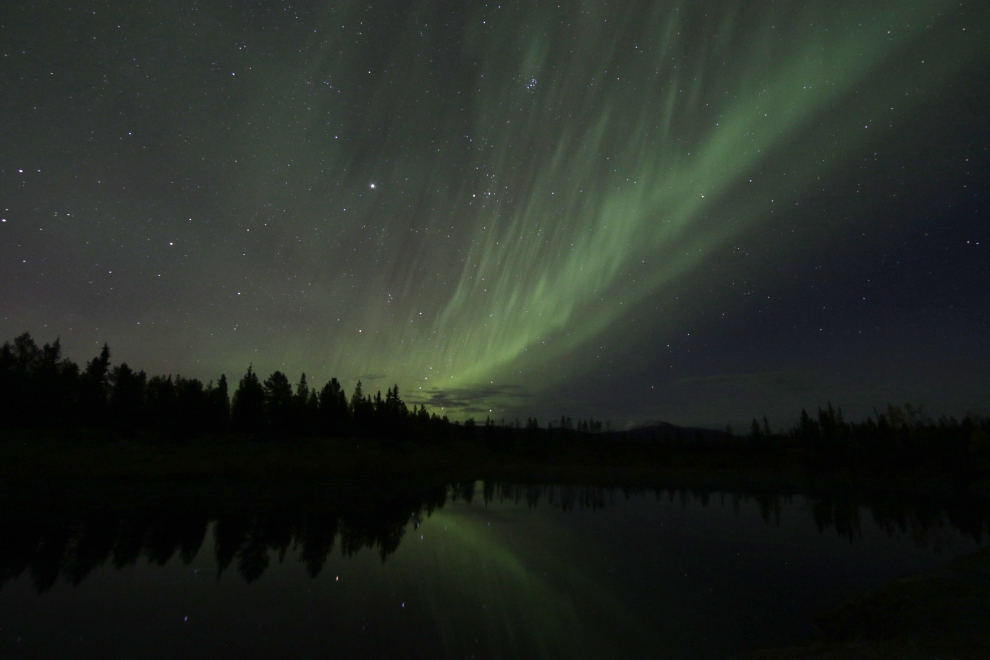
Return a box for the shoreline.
[2,429,988,492]
[1,431,987,515]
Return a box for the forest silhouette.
[1,332,989,472]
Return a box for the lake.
[0,477,987,658]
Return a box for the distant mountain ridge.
[619,421,730,442]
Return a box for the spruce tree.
[79,343,111,425]
[231,366,265,434]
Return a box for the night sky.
[2,0,988,428]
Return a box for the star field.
[1,0,988,426]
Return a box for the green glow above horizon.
[9,0,984,420]
[229,0,980,414]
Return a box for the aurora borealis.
[2,0,988,426]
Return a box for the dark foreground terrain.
[3,431,989,659]
[740,545,990,659]
[3,427,989,487]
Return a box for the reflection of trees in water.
[483,482,615,511]
[0,484,452,593]
[480,482,989,549]
[0,513,211,593]
[1,480,987,593]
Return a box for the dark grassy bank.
[4,331,989,489]
[2,426,989,498]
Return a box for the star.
[0,0,984,429]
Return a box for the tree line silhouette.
[0,332,446,441]
[1,332,988,471]
[1,478,986,593]
[0,332,609,447]
[730,401,990,471]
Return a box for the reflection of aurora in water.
[1,480,989,657]
[401,506,625,659]
[2,480,988,586]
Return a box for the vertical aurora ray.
[322,0,984,410]
[35,0,979,416]
[2,0,986,423]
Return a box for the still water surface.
[0,480,987,658]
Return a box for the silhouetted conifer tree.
[42,339,79,425]
[174,376,206,437]
[0,340,17,427]
[232,366,265,434]
[483,416,497,448]
[1,334,44,426]
[0,335,35,426]
[204,374,230,434]
[293,373,314,435]
[145,375,177,434]
[799,409,819,442]
[78,343,111,425]
[34,338,75,424]
[350,380,364,411]
[350,380,374,437]
[263,371,293,437]
[13,333,42,373]
[306,390,319,432]
[109,363,147,431]
[318,377,348,437]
